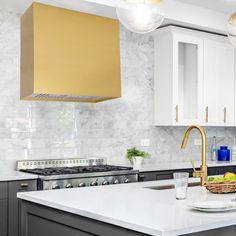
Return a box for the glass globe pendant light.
[116,0,164,34]
[227,12,236,46]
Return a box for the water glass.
[173,172,189,200]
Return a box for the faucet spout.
[181,125,207,186]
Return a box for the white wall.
[0,9,235,171]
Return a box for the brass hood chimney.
[20,3,121,102]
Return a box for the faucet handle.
[191,160,196,172]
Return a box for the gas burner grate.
[21,165,133,176]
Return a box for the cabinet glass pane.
[178,42,198,120]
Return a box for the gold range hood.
[20,3,121,103]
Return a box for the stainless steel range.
[17,158,138,190]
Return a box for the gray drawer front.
[9,180,37,194]
[156,172,173,180]
[0,199,7,236]
[0,182,8,199]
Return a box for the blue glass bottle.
[217,146,230,161]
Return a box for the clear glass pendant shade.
[116,0,164,34]
[227,12,236,46]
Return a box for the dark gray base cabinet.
[8,180,37,236]
[139,166,236,182]
[0,199,7,236]
[0,180,37,236]
[20,200,236,236]
[0,183,8,236]
[20,200,148,236]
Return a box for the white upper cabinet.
[203,39,235,126]
[153,26,235,127]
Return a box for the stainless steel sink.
[145,182,200,190]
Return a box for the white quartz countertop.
[17,178,236,236]
[139,160,236,172]
[0,171,38,182]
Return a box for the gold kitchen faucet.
[181,125,208,186]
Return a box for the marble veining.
[0,9,236,171]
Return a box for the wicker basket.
[205,181,236,194]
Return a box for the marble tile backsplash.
[0,10,236,171]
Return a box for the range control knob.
[102,180,109,185]
[90,181,98,186]
[124,179,130,184]
[52,184,60,190]
[78,182,86,187]
[65,184,73,188]
[113,179,119,184]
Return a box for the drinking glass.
[173,172,189,200]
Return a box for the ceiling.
[1,0,236,15]
[0,0,231,33]
[0,0,117,18]
[0,0,37,13]
[176,0,236,15]
[0,0,35,13]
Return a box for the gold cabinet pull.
[20,183,29,189]
[175,105,178,122]
[205,106,208,123]
[224,107,227,123]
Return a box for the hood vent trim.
[29,93,111,102]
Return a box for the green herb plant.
[126,147,150,163]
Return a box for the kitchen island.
[18,179,236,236]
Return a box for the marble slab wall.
[0,10,236,171]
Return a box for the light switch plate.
[141,139,150,147]
[194,139,202,146]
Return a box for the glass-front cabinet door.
[172,34,203,126]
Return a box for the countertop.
[17,178,236,236]
[1,160,234,181]
[0,171,38,182]
[139,160,236,172]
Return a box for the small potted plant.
[126,147,150,170]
